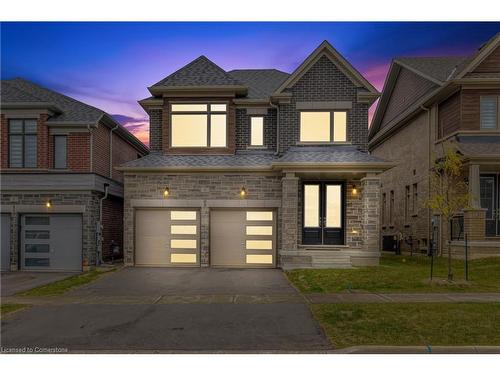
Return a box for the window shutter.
[54,135,67,169]
[480,96,498,129]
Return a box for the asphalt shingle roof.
[396,56,470,83]
[456,136,500,156]
[277,146,387,164]
[121,146,387,169]
[121,151,277,168]
[228,69,290,99]
[152,56,243,87]
[1,78,104,123]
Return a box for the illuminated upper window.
[250,117,264,146]
[300,111,347,143]
[171,103,227,147]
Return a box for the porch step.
[280,250,352,270]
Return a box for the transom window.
[9,119,37,168]
[299,111,347,143]
[480,96,500,130]
[170,103,227,147]
[250,116,264,146]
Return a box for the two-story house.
[119,40,392,269]
[369,33,500,258]
[0,78,148,272]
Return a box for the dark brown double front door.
[302,182,345,245]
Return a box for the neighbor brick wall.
[101,195,124,260]
[67,133,91,172]
[371,111,431,252]
[149,109,163,152]
[92,123,111,177]
[111,132,141,183]
[0,191,101,268]
[37,114,50,169]
[380,67,437,130]
[278,55,370,152]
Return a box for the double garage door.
[135,208,276,268]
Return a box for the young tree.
[427,146,470,281]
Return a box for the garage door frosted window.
[171,225,197,235]
[171,253,197,263]
[246,211,273,221]
[171,211,197,220]
[171,239,197,249]
[246,254,273,264]
[246,240,273,250]
[246,226,273,235]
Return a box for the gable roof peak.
[273,39,379,97]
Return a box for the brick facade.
[235,108,277,151]
[279,55,370,152]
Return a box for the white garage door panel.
[135,209,200,267]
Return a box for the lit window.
[250,117,264,146]
[304,184,320,227]
[246,254,273,264]
[170,211,197,220]
[246,226,273,236]
[300,112,330,142]
[170,103,227,147]
[246,211,273,221]
[171,254,197,263]
[299,111,348,142]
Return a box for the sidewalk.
[305,292,500,304]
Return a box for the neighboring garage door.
[135,209,200,267]
[20,214,82,271]
[210,209,276,268]
[1,214,11,271]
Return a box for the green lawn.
[286,254,500,293]
[312,303,500,348]
[16,268,116,297]
[1,304,28,316]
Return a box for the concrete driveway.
[1,268,331,353]
[1,271,76,297]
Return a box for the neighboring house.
[0,78,148,272]
[369,33,500,258]
[119,40,392,269]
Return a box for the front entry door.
[302,182,344,245]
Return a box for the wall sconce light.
[163,187,170,197]
[239,186,247,198]
[45,200,52,209]
[352,185,358,196]
[351,229,358,234]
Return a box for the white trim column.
[468,164,481,209]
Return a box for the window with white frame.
[250,116,264,146]
[299,111,347,142]
[170,103,227,147]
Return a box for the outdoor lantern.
[163,187,170,197]
[352,185,358,195]
[45,200,52,208]
[239,186,247,198]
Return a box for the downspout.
[270,99,280,155]
[109,124,119,178]
[421,105,432,253]
[98,183,110,266]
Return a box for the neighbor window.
[299,111,347,142]
[9,119,37,168]
[480,96,499,130]
[250,117,264,146]
[170,103,227,147]
[382,192,387,225]
[53,135,67,169]
[389,190,394,225]
[412,183,418,215]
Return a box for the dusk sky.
[2,22,499,145]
